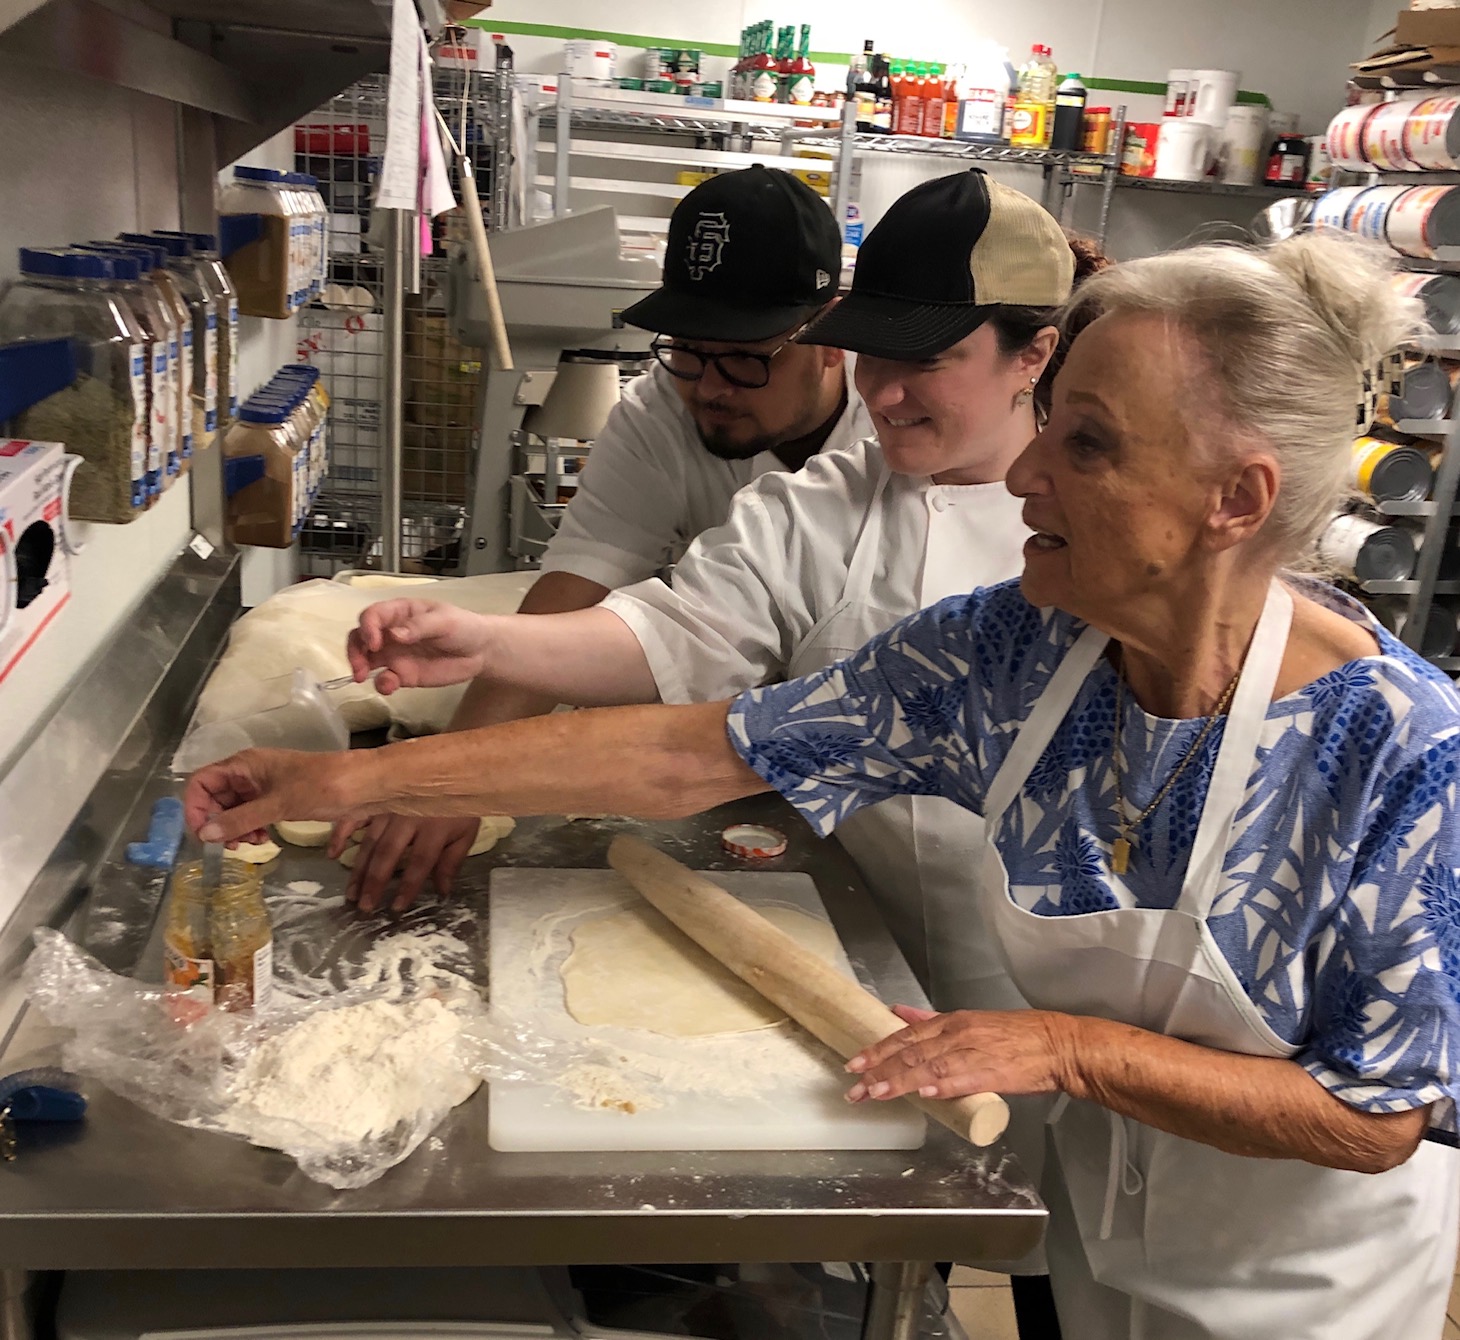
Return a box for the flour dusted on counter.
[220,994,479,1149]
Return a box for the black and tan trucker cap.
[799,169,1073,360]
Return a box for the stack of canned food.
[1319,96,1460,260]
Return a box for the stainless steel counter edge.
[0,543,242,1000]
[0,1206,1045,1271]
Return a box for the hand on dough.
[339,813,514,915]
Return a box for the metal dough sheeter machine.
[448,208,658,574]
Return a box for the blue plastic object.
[0,1070,85,1124]
[224,453,267,498]
[124,796,186,870]
[0,338,75,422]
[218,213,263,259]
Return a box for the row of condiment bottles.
[219,168,328,320]
[223,363,330,549]
[0,234,237,524]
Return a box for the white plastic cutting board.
[487,868,926,1153]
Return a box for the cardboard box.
[0,440,72,684]
[1397,7,1460,46]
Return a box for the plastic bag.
[22,928,489,1189]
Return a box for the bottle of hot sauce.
[788,24,815,106]
[922,63,946,137]
[749,27,778,104]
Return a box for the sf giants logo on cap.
[685,212,730,281]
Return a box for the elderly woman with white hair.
[188,232,1460,1337]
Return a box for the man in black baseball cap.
[622,162,842,341]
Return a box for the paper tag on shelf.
[189,533,216,561]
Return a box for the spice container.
[0,248,149,522]
[218,166,294,319]
[77,247,178,490]
[105,240,194,467]
[159,232,240,424]
[208,860,273,1012]
[223,400,297,547]
[126,234,219,455]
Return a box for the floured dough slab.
[337,816,515,868]
[275,820,334,848]
[561,904,839,1037]
[230,838,281,864]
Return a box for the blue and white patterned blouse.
[727,578,1460,1131]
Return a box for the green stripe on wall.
[467,19,1271,105]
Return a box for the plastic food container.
[0,249,149,523]
[159,232,240,424]
[126,233,218,454]
[219,167,293,319]
[171,667,350,773]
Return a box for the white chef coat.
[606,436,1043,1276]
[540,363,872,590]
[603,434,1032,980]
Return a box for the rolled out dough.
[275,820,334,848]
[560,904,839,1037]
[230,838,281,864]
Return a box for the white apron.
[787,467,1045,1274]
[975,581,1460,1338]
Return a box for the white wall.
[0,75,300,773]
[0,55,194,772]
[486,0,1374,134]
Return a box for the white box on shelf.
[327,214,363,254]
[0,439,74,686]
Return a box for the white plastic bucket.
[1220,104,1270,184]
[561,41,616,82]
[1187,69,1239,128]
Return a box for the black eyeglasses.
[651,324,809,390]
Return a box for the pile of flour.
[217,930,481,1156]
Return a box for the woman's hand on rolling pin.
[844,1006,1077,1103]
[348,599,494,695]
[186,748,361,845]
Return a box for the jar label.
[252,939,273,1012]
[128,344,149,504]
[203,310,219,432]
[228,300,240,417]
[179,326,195,457]
[150,345,171,483]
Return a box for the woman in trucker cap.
[330,169,1103,1336]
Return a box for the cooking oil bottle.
[209,860,274,1012]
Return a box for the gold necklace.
[1110,657,1242,876]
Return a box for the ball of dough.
[229,838,281,865]
[275,820,334,848]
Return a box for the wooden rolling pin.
[606,835,1009,1148]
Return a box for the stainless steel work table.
[0,559,1044,1336]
